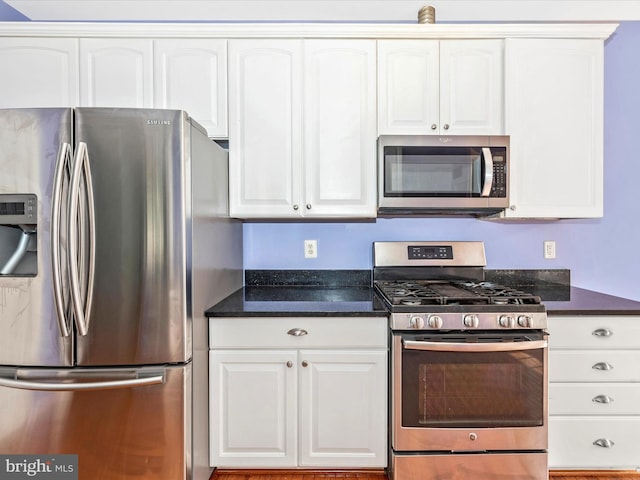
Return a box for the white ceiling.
[4,0,640,22]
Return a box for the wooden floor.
[211,469,640,480]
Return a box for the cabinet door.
[504,39,604,218]
[228,39,303,218]
[0,38,78,108]
[440,40,504,135]
[377,40,439,135]
[298,350,387,467]
[154,39,227,138]
[209,350,297,467]
[303,40,377,218]
[80,38,153,107]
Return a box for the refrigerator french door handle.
[480,147,494,197]
[0,371,165,392]
[82,142,96,332]
[68,142,93,336]
[51,142,72,338]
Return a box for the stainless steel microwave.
[378,135,509,216]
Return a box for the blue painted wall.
[244,22,640,301]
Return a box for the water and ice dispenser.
[0,194,37,276]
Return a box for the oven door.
[392,331,548,453]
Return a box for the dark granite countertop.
[205,286,388,317]
[204,269,640,317]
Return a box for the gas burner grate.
[374,280,542,307]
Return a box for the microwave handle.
[480,147,493,197]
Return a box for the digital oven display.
[408,245,453,260]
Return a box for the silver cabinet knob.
[443,123,450,130]
[592,362,614,371]
[592,328,613,337]
[286,361,293,368]
[287,328,308,336]
[306,204,312,210]
[430,124,437,130]
[301,360,308,367]
[593,438,615,448]
[293,204,299,210]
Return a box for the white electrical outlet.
[304,239,318,258]
[544,240,556,259]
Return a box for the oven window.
[384,146,484,197]
[401,343,544,428]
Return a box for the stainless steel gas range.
[374,241,548,480]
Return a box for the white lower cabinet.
[548,315,640,469]
[209,317,387,468]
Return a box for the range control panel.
[408,245,453,260]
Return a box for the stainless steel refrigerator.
[0,108,243,479]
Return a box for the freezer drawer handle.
[0,371,164,392]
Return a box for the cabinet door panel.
[549,417,640,469]
[377,40,439,134]
[228,40,302,217]
[0,38,79,108]
[209,350,297,467]
[303,40,377,217]
[80,38,153,107]
[548,315,640,349]
[504,39,603,218]
[440,39,503,135]
[549,383,640,415]
[549,350,640,382]
[154,39,227,138]
[298,350,387,467]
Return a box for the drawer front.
[209,316,388,348]
[549,383,640,415]
[548,315,640,349]
[549,417,640,468]
[549,350,640,382]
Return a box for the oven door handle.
[402,339,547,352]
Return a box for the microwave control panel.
[490,148,507,197]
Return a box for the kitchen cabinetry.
[208,317,387,468]
[0,38,79,107]
[79,38,153,108]
[154,39,227,138]
[228,39,377,218]
[503,39,604,218]
[377,39,503,135]
[548,315,640,469]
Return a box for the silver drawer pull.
[593,438,615,448]
[287,328,308,337]
[592,328,613,337]
[592,394,614,404]
[592,362,614,371]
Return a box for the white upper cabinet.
[80,38,153,108]
[503,38,604,219]
[378,39,504,135]
[303,40,377,218]
[154,39,228,138]
[0,38,79,108]
[228,39,376,219]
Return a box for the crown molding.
[0,21,619,40]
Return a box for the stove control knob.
[428,315,443,329]
[517,315,532,328]
[463,314,479,328]
[498,315,515,328]
[409,316,425,329]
